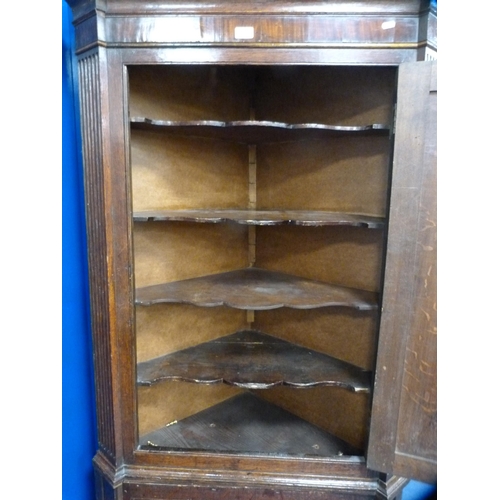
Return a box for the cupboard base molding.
[93,451,407,500]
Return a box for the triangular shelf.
[139,392,362,457]
[133,209,385,229]
[135,268,378,310]
[130,118,390,143]
[137,330,371,392]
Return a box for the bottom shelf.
[139,392,362,457]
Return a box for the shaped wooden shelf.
[133,209,385,229]
[139,392,362,457]
[137,330,371,392]
[130,118,390,143]
[135,268,378,310]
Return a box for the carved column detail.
[78,52,116,462]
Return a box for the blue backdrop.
[62,2,436,498]
[62,2,96,499]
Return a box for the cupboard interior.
[128,64,397,459]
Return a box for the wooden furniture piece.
[65,1,437,498]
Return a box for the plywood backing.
[136,304,247,362]
[255,226,385,293]
[128,65,396,127]
[131,131,249,211]
[256,387,370,451]
[254,66,396,126]
[254,308,377,371]
[132,222,248,287]
[128,65,253,122]
[256,136,390,215]
[138,381,242,436]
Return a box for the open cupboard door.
[367,60,437,484]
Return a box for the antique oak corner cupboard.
[66,0,437,498]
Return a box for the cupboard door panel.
[367,61,437,484]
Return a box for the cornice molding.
[66,0,432,23]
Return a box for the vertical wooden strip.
[367,61,436,484]
[247,144,257,325]
[248,144,257,210]
[78,52,116,462]
[391,64,436,482]
[248,144,257,267]
[248,225,256,266]
[248,145,257,267]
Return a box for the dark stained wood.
[96,446,405,500]
[123,46,417,66]
[124,485,396,500]
[104,51,140,465]
[390,60,437,484]
[68,0,427,16]
[66,0,437,497]
[133,209,385,228]
[139,392,362,456]
[69,0,430,63]
[137,330,371,392]
[135,267,379,310]
[124,483,405,500]
[367,60,436,484]
[78,52,117,463]
[130,118,390,142]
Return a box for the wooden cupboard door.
[367,61,437,484]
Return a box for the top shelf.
[130,118,391,143]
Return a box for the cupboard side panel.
[78,48,139,465]
[367,61,436,484]
[78,50,116,463]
